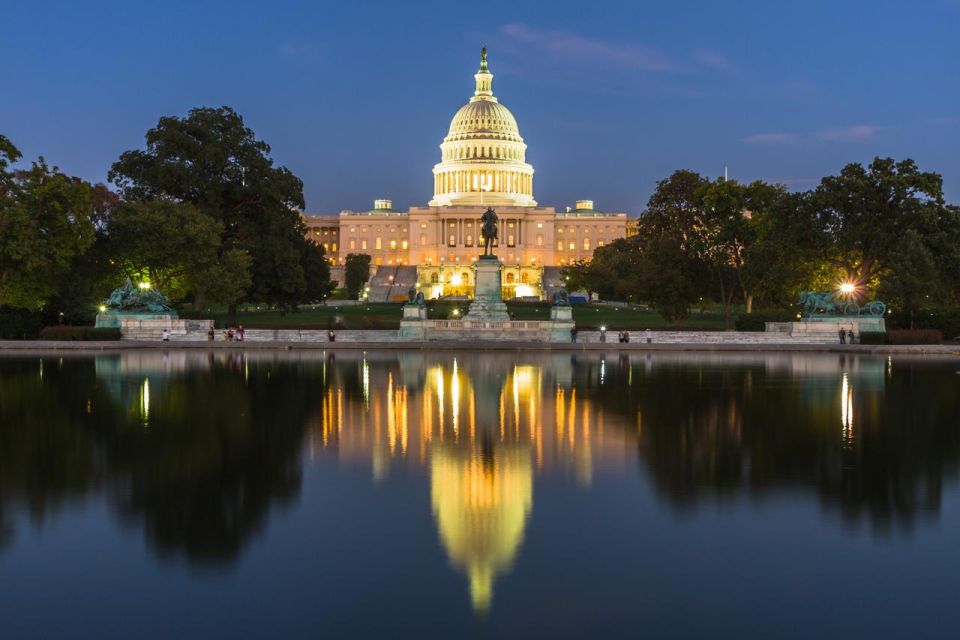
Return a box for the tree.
[108,106,330,320]
[0,143,97,310]
[106,200,226,300]
[809,157,947,292]
[344,253,371,299]
[878,229,941,327]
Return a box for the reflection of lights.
[452,359,460,435]
[362,358,370,406]
[841,373,854,444]
[140,377,150,426]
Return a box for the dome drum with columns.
[302,49,630,299]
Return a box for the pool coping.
[2,339,959,356]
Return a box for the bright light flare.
[839,282,856,294]
[138,281,151,290]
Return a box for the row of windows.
[557,240,605,251]
[444,145,522,161]
[557,226,618,234]
[347,238,410,251]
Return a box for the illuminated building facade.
[302,49,629,299]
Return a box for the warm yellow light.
[452,308,460,317]
[98,305,106,313]
[138,281,151,290]
[451,273,463,286]
[840,282,855,294]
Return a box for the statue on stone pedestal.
[407,286,426,306]
[552,289,570,306]
[480,207,498,257]
[105,277,174,314]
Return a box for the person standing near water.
[645,329,652,344]
[839,327,847,344]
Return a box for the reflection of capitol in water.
[306,353,631,611]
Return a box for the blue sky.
[2,0,958,213]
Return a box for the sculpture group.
[798,291,885,318]
[105,278,175,314]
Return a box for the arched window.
[461,272,469,284]
[520,272,529,284]
[506,273,516,284]
[430,273,439,284]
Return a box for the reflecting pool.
[1,350,959,638]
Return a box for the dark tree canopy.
[108,106,328,310]
[344,253,372,299]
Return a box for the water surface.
[1,350,958,638]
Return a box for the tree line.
[0,106,332,334]
[564,159,960,329]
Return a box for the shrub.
[39,326,122,341]
[885,329,943,345]
[0,307,44,339]
[734,310,797,332]
[887,307,960,340]
[858,331,887,345]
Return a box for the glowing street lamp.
[138,281,151,290]
[839,282,856,295]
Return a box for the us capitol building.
[303,49,629,300]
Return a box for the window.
[520,272,529,284]
[420,223,427,229]
[461,272,469,284]
[583,239,590,251]
[597,240,604,248]
[557,240,563,250]
[361,240,367,250]
[569,242,575,250]
[431,273,439,284]
[420,234,427,246]
[350,240,356,250]
[323,243,329,250]
[448,234,456,247]
[537,222,543,229]
[376,237,382,250]
[389,240,397,250]
[465,234,473,247]
[536,234,543,246]
[332,243,337,252]
[374,257,382,266]
[506,273,516,284]
[507,234,515,247]
[401,240,408,250]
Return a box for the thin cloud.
[743,132,802,145]
[693,49,739,74]
[816,124,878,142]
[499,23,676,72]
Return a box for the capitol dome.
[430,49,536,207]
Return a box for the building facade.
[302,49,629,299]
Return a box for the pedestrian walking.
[237,325,245,342]
[328,329,336,342]
[161,329,170,342]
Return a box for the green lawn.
[208,301,733,330]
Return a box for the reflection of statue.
[406,287,425,306]
[480,208,498,257]
[553,289,570,306]
[105,277,175,314]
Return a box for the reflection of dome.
[430,444,533,613]
[430,48,536,207]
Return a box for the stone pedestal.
[766,317,886,338]
[548,305,575,342]
[398,304,428,339]
[464,256,509,322]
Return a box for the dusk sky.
[3,0,958,214]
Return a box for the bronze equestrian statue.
[480,207,498,257]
